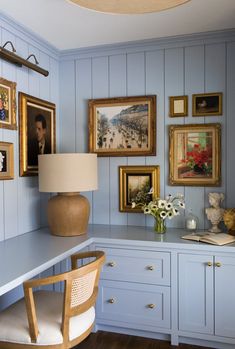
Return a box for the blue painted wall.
[59,31,235,230]
[0,15,59,242]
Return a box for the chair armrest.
[71,250,105,270]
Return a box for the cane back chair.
[0,250,105,349]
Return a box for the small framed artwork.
[192,92,222,116]
[19,92,56,176]
[169,95,188,117]
[0,142,14,180]
[119,165,160,213]
[89,95,156,157]
[0,77,17,130]
[169,123,221,186]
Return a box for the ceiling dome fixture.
[67,0,191,14]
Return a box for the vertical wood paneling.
[145,50,165,227]
[109,54,128,225]
[0,27,4,241]
[75,58,93,223]
[2,29,18,239]
[205,44,226,228]
[59,60,76,152]
[164,48,185,228]
[227,42,235,207]
[184,45,205,229]
[127,52,146,226]
[92,57,110,224]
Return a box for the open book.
[181,232,235,246]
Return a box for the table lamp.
[38,153,97,237]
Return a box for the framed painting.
[89,95,156,156]
[192,92,222,116]
[169,123,221,186]
[19,92,56,176]
[0,142,14,180]
[169,95,188,117]
[119,165,160,212]
[0,77,17,130]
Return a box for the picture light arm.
[0,41,49,77]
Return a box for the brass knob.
[207,262,213,267]
[147,265,154,271]
[108,262,116,267]
[215,262,222,267]
[147,303,156,309]
[108,298,115,304]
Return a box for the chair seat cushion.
[0,290,95,345]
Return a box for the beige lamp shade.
[38,153,97,193]
[67,0,190,14]
[38,153,98,237]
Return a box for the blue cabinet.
[95,245,171,332]
[179,253,235,339]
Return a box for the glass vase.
[154,217,166,234]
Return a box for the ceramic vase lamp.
[38,153,97,237]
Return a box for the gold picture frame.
[0,142,14,180]
[89,95,156,157]
[119,165,160,212]
[169,123,221,186]
[19,92,56,177]
[0,77,17,130]
[169,95,188,117]
[192,92,222,116]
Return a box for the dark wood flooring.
[75,331,211,349]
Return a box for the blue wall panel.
[59,33,235,228]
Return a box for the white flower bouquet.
[132,190,185,233]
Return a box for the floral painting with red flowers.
[169,124,221,186]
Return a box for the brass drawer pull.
[147,265,155,271]
[108,298,115,304]
[207,262,213,267]
[215,262,222,267]
[108,261,116,267]
[147,303,156,309]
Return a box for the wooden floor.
[75,331,210,349]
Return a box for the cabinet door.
[215,256,235,338]
[178,253,214,334]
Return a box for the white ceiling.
[0,0,235,51]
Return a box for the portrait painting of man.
[19,93,56,176]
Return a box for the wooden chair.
[0,250,105,349]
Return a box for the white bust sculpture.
[205,192,225,233]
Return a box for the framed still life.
[0,77,17,130]
[169,123,221,186]
[119,165,160,213]
[19,92,56,176]
[0,142,14,180]
[89,95,156,157]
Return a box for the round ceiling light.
[67,0,191,14]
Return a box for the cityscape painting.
[89,95,156,156]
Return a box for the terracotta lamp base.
[47,193,90,236]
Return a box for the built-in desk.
[1,225,235,349]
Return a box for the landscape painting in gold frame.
[119,165,160,213]
[0,77,17,130]
[89,95,156,157]
[169,123,221,186]
[169,95,188,117]
[192,92,222,116]
[0,142,14,180]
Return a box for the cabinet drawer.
[97,247,170,286]
[96,280,170,329]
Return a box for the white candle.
[187,219,197,230]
